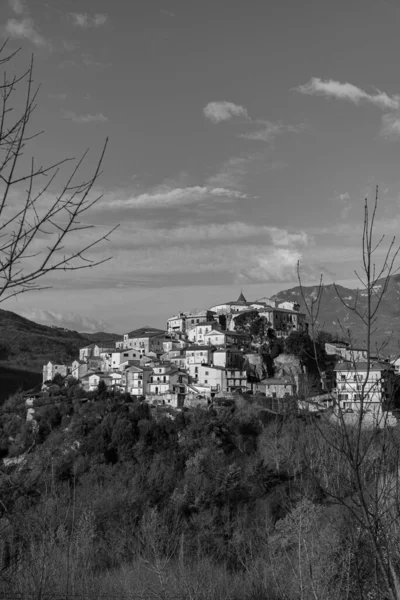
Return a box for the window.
[205,371,209,375]
[341,375,346,381]
[204,380,208,384]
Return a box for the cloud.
[18,308,110,333]
[4,18,47,47]
[99,185,247,210]
[63,110,108,123]
[237,247,302,283]
[381,113,400,139]
[8,0,26,15]
[69,13,108,28]
[91,221,311,249]
[295,77,400,110]
[204,101,249,123]
[239,121,305,143]
[338,193,349,201]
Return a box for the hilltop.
[273,274,400,354]
[0,308,121,368]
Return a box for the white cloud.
[4,18,47,47]
[69,13,108,28]
[18,308,110,333]
[338,192,349,201]
[295,77,400,110]
[99,185,247,210]
[63,110,108,123]
[238,247,302,283]
[91,221,311,248]
[8,0,26,15]
[239,121,305,143]
[203,101,249,123]
[381,113,400,139]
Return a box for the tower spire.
[237,289,247,303]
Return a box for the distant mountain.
[273,274,400,355]
[0,308,121,372]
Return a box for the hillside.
[0,309,121,367]
[273,274,400,355]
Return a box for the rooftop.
[334,361,394,371]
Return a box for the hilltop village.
[40,291,399,420]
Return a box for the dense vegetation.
[1,375,399,600]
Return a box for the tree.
[0,44,117,302]
[298,188,400,600]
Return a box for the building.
[100,348,141,372]
[148,364,186,394]
[71,360,90,380]
[334,361,395,418]
[122,364,152,396]
[325,344,379,363]
[42,361,69,384]
[213,348,244,369]
[253,377,296,398]
[203,328,250,350]
[185,345,215,380]
[81,372,113,392]
[187,321,218,344]
[167,310,216,334]
[197,365,247,394]
[122,327,166,354]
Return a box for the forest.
[1,372,400,600]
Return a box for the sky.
[2,0,400,333]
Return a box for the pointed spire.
[237,289,247,303]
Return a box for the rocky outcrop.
[273,353,303,379]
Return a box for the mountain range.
[272,274,400,355]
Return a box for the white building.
[122,327,166,354]
[122,364,152,396]
[197,365,247,394]
[42,361,69,384]
[334,361,395,419]
[187,321,218,344]
[185,345,215,380]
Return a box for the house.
[203,329,250,350]
[209,291,254,315]
[161,349,186,370]
[213,348,244,369]
[122,364,152,396]
[167,310,216,334]
[326,344,379,363]
[334,361,395,418]
[100,348,141,372]
[185,345,215,380]
[197,365,247,394]
[79,343,97,361]
[81,372,113,392]
[122,327,166,354]
[148,364,187,396]
[71,360,90,380]
[187,321,218,344]
[86,356,104,372]
[253,377,296,398]
[42,361,69,384]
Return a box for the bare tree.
[296,188,400,600]
[0,43,117,302]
